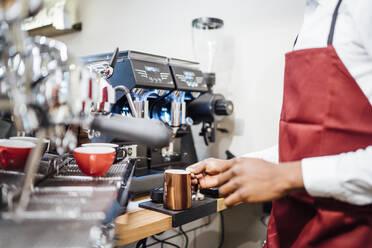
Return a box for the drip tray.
[37,160,128,187]
[139,197,217,227]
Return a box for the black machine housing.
[82,50,233,194]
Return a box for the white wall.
[56,0,305,247]
[58,0,305,159]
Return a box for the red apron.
[266,0,372,247]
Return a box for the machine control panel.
[82,50,208,92]
[131,60,174,89]
[170,65,208,92]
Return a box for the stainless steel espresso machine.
[0,0,233,245]
[82,50,234,194]
[0,1,172,247]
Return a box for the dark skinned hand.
[186,158,234,188]
[187,157,304,207]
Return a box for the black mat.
[139,197,217,227]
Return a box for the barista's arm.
[302,146,372,205]
[188,157,304,206]
[241,144,279,163]
[221,146,372,206]
[218,158,303,206]
[189,146,372,207]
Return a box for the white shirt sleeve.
[354,0,372,58]
[302,146,372,205]
[241,144,279,164]
[241,144,372,206]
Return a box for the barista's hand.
[187,158,235,188]
[218,158,304,206]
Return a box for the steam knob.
[214,99,234,116]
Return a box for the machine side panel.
[108,60,137,92]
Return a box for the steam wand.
[115,85,138,118]
[14,129,47,217]
[109,48,138,118]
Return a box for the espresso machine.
[82,50,234,194]
[0,0,233,245]
[0,1,172,247]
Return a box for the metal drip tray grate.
[37,159,129,187]
[1,157,130,190]
[0,156,135,248]
[57,160,128,179]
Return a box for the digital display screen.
[183,71,195,80]
[130,60,176,90]
[172,66,207,92]
[145,66,160,72]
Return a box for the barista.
[187,0,372,247]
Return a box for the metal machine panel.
[168,58,208,92]
[82,50,176,91]
[130,59,174,90]
[170,65,207,92]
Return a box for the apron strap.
[327,0,343,45]
[293,34,299,48]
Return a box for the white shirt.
[244,0,372,205]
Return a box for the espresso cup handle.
[121,147,128,159]
[45,140,50,153]
[117,147,128,160]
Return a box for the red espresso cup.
[10,136,50,154]
[73,146,115,177]
[82,143,127,163]
[0,140,36,171]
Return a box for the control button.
[127,147,133,156]
[214,99,234,115]
[185,117,194,125]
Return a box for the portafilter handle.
[102,159,136,226]
[91,159,136,247]
[90,114,172,148]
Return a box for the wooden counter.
[115,198,227,246]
